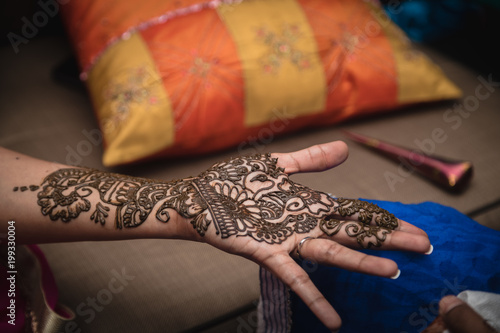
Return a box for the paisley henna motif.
[31,168,173,229]
[182,153,335,243]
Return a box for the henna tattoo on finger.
[320,198,399,248]
[320,216,393,248]
[334,198,399,229]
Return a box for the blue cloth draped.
[290,200,500,333]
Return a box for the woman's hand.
[169,141,431,331]
[4,141,431,331]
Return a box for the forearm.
[0,142,433,332]
[0,147,194,244]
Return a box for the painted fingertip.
[425,244,434,255]
[390,269,401,280]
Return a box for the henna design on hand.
[320,198,399,248]
[16,154,398,247]
[19,168,176,229]
[162,154,335,243]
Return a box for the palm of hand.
[160,151,415,331]
[159,153,399,255]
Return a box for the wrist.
[146,208,200,241]
[143,176,207,242]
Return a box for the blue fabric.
[290,200,500,333]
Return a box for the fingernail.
[390,269,401,280]
[425,244,434,255]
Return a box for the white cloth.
[443,290,500,333]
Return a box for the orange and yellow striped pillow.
[61,0,461,166]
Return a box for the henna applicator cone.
[343,130,473,192]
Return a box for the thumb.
[273,141,349,174]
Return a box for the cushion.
[60,0,462,166]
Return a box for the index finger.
[262,252,342,332]
[272,141,349,174]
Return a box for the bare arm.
[0,146,191,244]
[0,142,431,331]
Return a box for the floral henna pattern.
[19,168,174,229]
[334,198,399,229]
[15,154,398,246]
[168,153,335,243]
[320,198,399,248]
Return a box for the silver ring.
[296,236,316,260]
